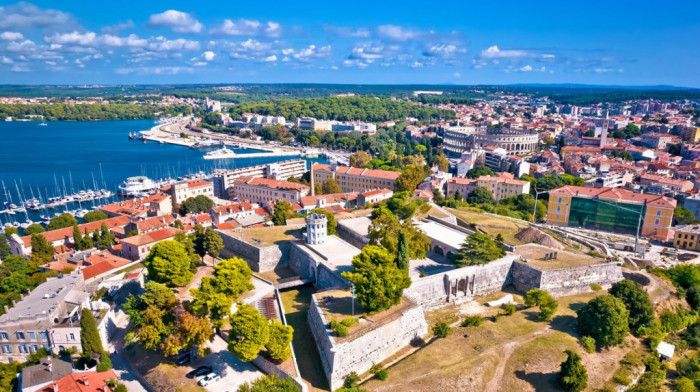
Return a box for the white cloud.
[1,56,13,64]
[148,10,203,33]
[11,64,30,72]
[323,25,370,38]
[292,44,332,62]
[263,55,277,62]
[213,19,282,36]
[44,31,148,48]
[519,65,532,72]
[6,39,35,52]
[453,72,461,78]
[481,45,532,59]
[202,51,215,61]
[0,31,23,41]
[378,25,417,41]
[115,66,194,75]
[0,3,73,29]
[343,59,369,69]
[146,37,200,52]
[265,22,281,37]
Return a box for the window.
[558,198,562,203]
[68,333,76,341]
[0,332,7,341]
[655,218,660,225]
[18,345,27,354]
[30,345,38,353]
[656,210,661,216]
[1,345,10,354]
[28,332,35,340]
[15,332,24,340]
[39,332,48,341]
[557,206,561,212]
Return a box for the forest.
[0,103,192,121]
[228,96,456,122]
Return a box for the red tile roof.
[120,227,182,247]
[81,252,131,280]
[312,163,401,180]
[549,185,677,209]
[22,216,130,248]
[233,176,309,191]
[214,221,240,230]
[39,370,117,392]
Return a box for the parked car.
[198,372,221,386]
[176,354,191,365]
[186,366,212,379]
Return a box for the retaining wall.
[336,222,370,250]
[538,263,624,297]
[219,230,287,272]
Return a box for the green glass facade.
[568,197,645,234]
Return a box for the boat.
[203,147,237,160]
[129,132,138,140]
[118,176,159,196]
[39,122,47,126]
[74,209,89,218]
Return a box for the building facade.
[674,225,700,251]
[547,185,676,241]
[169,179,214,210]
[231,177,309,205]
[213,159,307,199]
[120,227,183,261]
[312,164,400,193]
[443,125,538,156]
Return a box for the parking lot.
[195,335,264,391]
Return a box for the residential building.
[446,177,478,198]
[231,177,309,205]
[680,126,700,143]
[0,274,92,363]
[357,189,393,207]
[673,225,700,251]
[212,159,306,199]
[685,194,700,220]
[120,227,183,261]
[639,174,694,194]
[124,215,176,235]
[32,370,119,392]
[296,117,333,131]
[8,216,131,256]
[20,356,74,392]
[476,173,531,201]
[166,179,214,211]
[640,133,677,150]
[312,163,400,193]
[209,202,255,224]
[547,185,676,241]
[100,193,172,219]
[298,192,359,213]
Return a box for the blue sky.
[0,0,698,87]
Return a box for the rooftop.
[513,243,605,270]
[0,273,86,324]
[21,357,74,389]
[549,185,677,209]
[414,219,469,250]
[119,227,182,247]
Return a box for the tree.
[228,304,270,362]
[576,295,629,349]
[82,228,93,250]
[341,246,411,312]
[144,240,194,287]
[266,320,294,361]
[368,207,430,259]
[272,201,293,225]
[162,312,214,357]
[0,234,9,259]
[686,286,700,310]
[394,230,410,270]
[674,206,700,225]
[82,210,108,223]
[30,234,55,264]
[321,178,343,194]
[179,195,214,215]
[23,223,44,235]
[453,190,462,201]
[466,165,494,179]
[453,232,506,267]
[47,213,78,230]
[432,188,444,205]
[432,322,451,338]
[193,225,224,262]
[237,374,301,392]
[349,151,371,168]
[558,350,587,392]
[97,223,114,250]
[213,257,254,299]
[3,227,17,237]
[433,154,449,172]
[524,288,558,321]
[466,187,495,205]
[308,209,337,235]
[189,277,233,329]
[73,225,86,250]
[396,164,428,192]
[80,308,104,358]
[609,280,654,335]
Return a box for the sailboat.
[38,121,47,126]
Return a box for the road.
[106,309,151,392]
[196,335,264,391]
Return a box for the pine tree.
[80,308,104,358]
[72,225,85,250]
[453,190,462,201]
[558,350,587,392]
[395,230,410,270]
[98,223,114,250]
[82,228,93,249]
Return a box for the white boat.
[118,176,159,196]
[203,147,237,160]
[39,122,47,126]
[75,209,89,218]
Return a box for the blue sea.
[0,120,324,225]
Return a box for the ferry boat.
[203,147,237,160]
[118,176,159,196]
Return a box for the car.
[176,354,191,365]
[186,366,213,379]
[197,372,221,386]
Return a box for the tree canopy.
[228,304,271,362]
[82,210,108,223]
[558,350,588,392]
[237,374,301,392]
[144,240,195,287]
[466,165,494,179]
[272,201,294,226]
[576,295,629,349]
[47,213,78,230]
[321,178,343,194]
[609,280,654,335]
[192,225,224,261]
[396,164,429,192]
[80,308,104,358]
[466,187,495,205]
[349,151,372,168]
[368,207,430,259]
[23,224,44,236]
[179,195,214,215]
[341,246,411,312]
[452,231,506,267]
[524,288,558,321]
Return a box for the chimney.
[3,305,8,313]
[52,384,58,392]
[47,358,53,373]
[82,375,89,386]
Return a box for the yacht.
[203,147,237,160]
[118,176,159,196]
[39,121,48,126]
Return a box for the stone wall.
[336,221,370,250]
[510,262,543,293]
[404,256,517,309]
[316,263,350,290]
[288,241,316,280]
[308,297,428,390]
[218,230,287,272]
[538,263,624,297]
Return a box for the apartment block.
[231,177,310,205]
[312,163,400,193]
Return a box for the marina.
[0,119,329,229]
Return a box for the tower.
[310,162,315,196]
[306,212,327,245]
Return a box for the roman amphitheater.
[443,125,539,156]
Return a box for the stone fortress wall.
[308,296,428,391]
[218,230,287,272]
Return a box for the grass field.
[514,244,603,270]
[362,292,638,392]
[279,285,330,392]
[446,207,529,245]
[238,225,302,246]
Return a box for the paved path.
[198,335,263,391]
[106,310,151,392]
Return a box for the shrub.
[461,315,483,327]
[613,375,632,386]
[590,284,602,291]
[558,350,587,392]
[335,324,349,337]
[581,336,596,353]
[341,317,358,327]
[419,269,426,278]
[675,377,696,392]
[343,372,361,388]
[96,352,113,372]
[502,304,516,315]
[375,369,389,380]
[432,322,451,338]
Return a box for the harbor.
[0,119,330,230]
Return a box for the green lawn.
[280,285,330,392]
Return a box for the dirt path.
[482,327,551,392]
